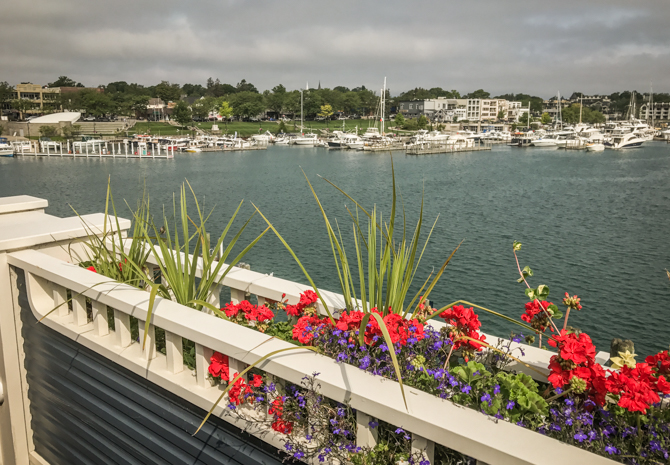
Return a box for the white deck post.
[137,320,157,360]
[356,411,378,448]
[92,301,109,337]
[113,309,132,348]
[165,331,184,374]
[411,433,435,464]
[230,288,245,305]
[72,293,88,326]
[195,343,213,388]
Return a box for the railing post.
[195,343,213,388]
[165,331,184,374]
[91,300,109,337]
[230,288,245,305]
[53,286,68,317]
[72,293,88,326]
[113,309,132,348]
[207,284,221,311]
[411,433,435,464]
[356,411,378,448]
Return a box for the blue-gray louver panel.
[15,268,291,465]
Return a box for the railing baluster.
[257,296,266,307]
[113,309,132,348]
[138,320,156,360]
[205,284,222,313]
[92,300,109,337]
[411,433,435,464]
[230,288,245,305]
[228,356,247,381]
[72,292,88,326]
[356,411,378,448]
[53,285,68,317]
[195,343,213,388]
[165,331,184,374]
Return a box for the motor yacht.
[531,134,559,147]
[585,143,605,152]
[604,132,645,149]
[0,137,14,157]
[292,133,318,146]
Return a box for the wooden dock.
[406,143,492,155]
[200,145,267,152]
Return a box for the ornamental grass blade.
[142,282,160,351]
[416,240,463,312]
[252,203,335,324]
[188,299,229,320]
[193,345,319,435]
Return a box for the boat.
[531,134,559,147]
[251,131,275,143]
[604,132,645,149]
[585,143,605,152]
[292,133,318,146]
[183,147,202,153]
[508,133,536,147]
[0,137,14,157]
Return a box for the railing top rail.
[8,249,616,465]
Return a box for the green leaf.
[525,288,536,300]
[536,284,550,300]
[513,241,522,251]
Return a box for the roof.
[28,112,81,124]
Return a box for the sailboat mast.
[300,90,304,133]
[579,96,583,124]
[381,77,386,135]
[650,83,654,128]
[557,91,562,130]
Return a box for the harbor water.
[2,143,669,356]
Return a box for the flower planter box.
[10,249,619,464]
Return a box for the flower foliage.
[438,305,486,356]
[221,300,274,332]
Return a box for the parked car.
[83,116,95,121]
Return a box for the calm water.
[2,143,670,356]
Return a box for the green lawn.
[130,119,404,137]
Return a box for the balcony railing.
[7,246,616,465]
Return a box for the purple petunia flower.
[506,400,515,410]
[294,451,305,459]
[461,385,472,394]
[574,432,587,443]
[493,384,500,395]
[481,393,492,404]
[368,420,378,429]
[395,427,405,434]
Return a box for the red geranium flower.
[86,265,97,273]
[209,352,230,381]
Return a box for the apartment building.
[13,83,61,113]
[640,102,670,122]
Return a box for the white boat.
[292,133,318,146]
[531,134,559,147]
[585,143,605,152]
[605,132,645,149]
[251,131,275,143]
[0,138,14,157]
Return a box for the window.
[409,104,413,110]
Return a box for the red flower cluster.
[521,300,554,333]
[439,305,486,353]
[336,310,365,332]
[228,377,255,406]
[292,314,332,345]
[645,350,670,376]
[548,332,670,413]
[221,300,274,332]
[606,363,670,413]
[285,290,318,317]
[562,292,582,310]
[547,330,606,401]
[269,397,293,434]
[209,352,230,381]
[86,265,97,273]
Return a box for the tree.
[0,81,14,105]
[229,92,264,120]
[466,89,490,99]
[154,81,182,103]
[277,120,288,134]
[497,109,506,120]
[218,101,234,129]
[47,76,83,87]
[79,89,113,117]
[192,97,216,121]
[394,113,405,128]
[518,112,530,126]
[39,125,58,137]
[540,112,552,125]
[182,83,207,97]
[172,101,192,127]
[318,104,334,127]
[266,84,286,115]
[417,114,428,129]
[12,99,35,120]
[236,79,258,93]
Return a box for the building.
[13,83,61,114]
[640,102,670,123]
[398,97,469,121]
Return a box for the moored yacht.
[605,132,645,149]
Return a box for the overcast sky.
[2,0,669,98]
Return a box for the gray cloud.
[2,0,669,97]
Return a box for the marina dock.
[406,142,492,155]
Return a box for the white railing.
[8,249,617,465]
[133,243,610,382]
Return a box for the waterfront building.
[640,102,670,123]
[12,83,61,114]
